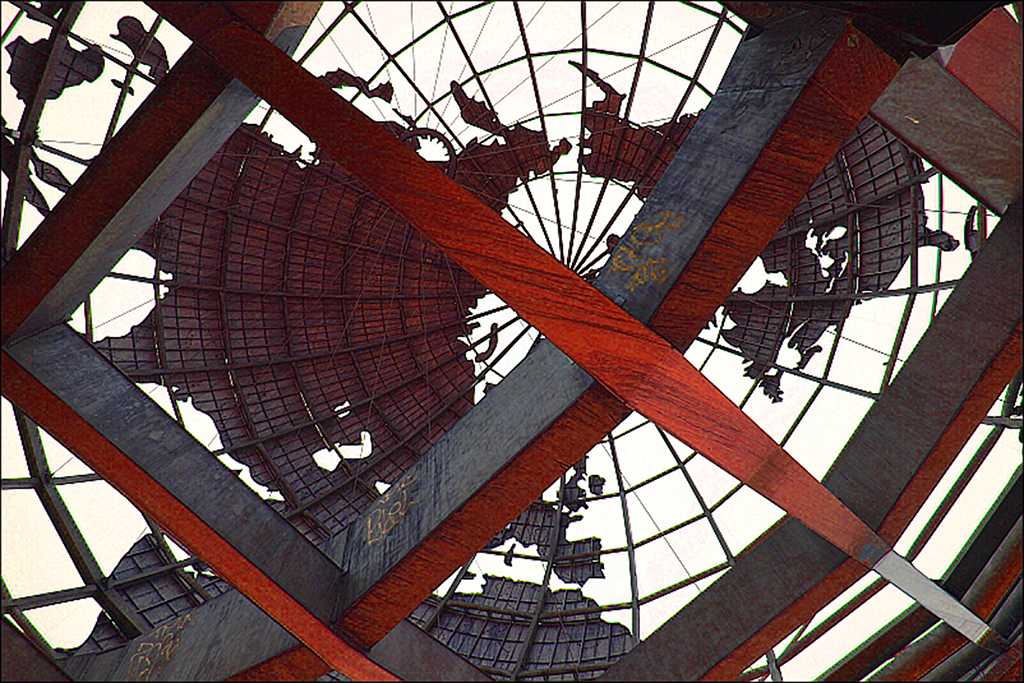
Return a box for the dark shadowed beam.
[38,1,980,679]
[601,201,1022,681]
[153,0,888,637]
[63,608,488,682]
[156,0,1003,657]
[973,636,1023,683]
[731,3,1022,212]
[225,620,492,682]
[724,2,1000,55]
[0,3,315,345]
[1,618,71,682]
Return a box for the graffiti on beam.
[124,612,192,681]
[366,474,417,545]
[610,210,685,292]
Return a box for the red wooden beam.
[330,10,918,656]
[0,3,396,678]
[3,2,1003,679]
[150,0,999,654]
[148,0,883,565]
[603,201,1021,680]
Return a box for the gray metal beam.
[325,5,911,648]
[2,4,316,343]
[15,411,146,637]
[34,2,950,679]
[12,2,1007,679]
[370,621,492,682]
[599,201,1022,680]
[872,519,1022,681]
[0,3,396,679]
[62,609,490,682]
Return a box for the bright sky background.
[1,3,1019,680]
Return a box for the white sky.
[1,2,1019,680]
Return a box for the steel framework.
[1,2,1020,681]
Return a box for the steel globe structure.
[1,2,1021,682]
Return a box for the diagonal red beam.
[29,4,997,680]
[150,0,878,562]
[151,0,1000,654]
[689,180,1023,680]
[702,332,1023,680]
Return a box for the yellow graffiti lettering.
[366,474,416,545]
[126,613,193,680]
[609,211,683,292]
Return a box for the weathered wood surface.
[52,3,911,679]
